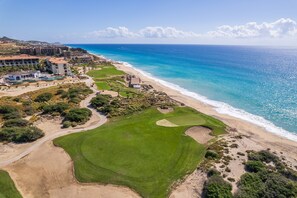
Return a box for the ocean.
[68,44,297,140]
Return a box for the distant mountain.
[0,36,19,43]
[0,36,60,46]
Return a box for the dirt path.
[0,78,106,168]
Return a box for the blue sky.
[1,0,297,45]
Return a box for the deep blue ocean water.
[68,44,297,139]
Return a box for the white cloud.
[88,26,199,39]
[139,27,199,38]
[207,18,297,38]
[87,18,297,41]
[89,26,137,38]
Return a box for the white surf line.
[116,60,297,142]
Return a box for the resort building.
[71,55,93,63]
[20,46,69,56]
[0,55,40,67]
[46,58,72,76]
[129,77,142,89]
[7,71,41,81]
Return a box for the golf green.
[54,107,225,198]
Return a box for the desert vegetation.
[202,150,297,198]
[0,83,93,143]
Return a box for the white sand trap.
[185,126,213,144]
[100,90,118,97]
[5,142,140,198]
[156,119,178,127]
[157,107,174,114]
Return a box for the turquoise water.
[68,44,297,139]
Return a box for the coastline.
[95,56,297,161]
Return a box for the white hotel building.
[0,55,40,67]
[46,58,72,76]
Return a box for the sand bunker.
[156,119,178,127]
[5,142,140,198]
[100,90,119,97]
[157,107,174,114]
[185,126,212,144]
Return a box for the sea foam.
[119,61,297,142]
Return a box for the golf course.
[0,170,22,198]
[54,107,225,198]
[87,65,125,79]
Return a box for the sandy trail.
[169,170,207,198]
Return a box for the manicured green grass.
[165,108,226,135]
[95,81,111,90]
[54,107,225,198]
[87,66,124,79]
[166,114,206,126]
[0,170,22,198]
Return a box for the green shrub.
[90,95,110,108]
[236,150,297,198]
[42,102,69,114]
[3,119,29,127]
[56,89,66,95]
[62,121,72,128]
[0,127,44,143]
[207,169,221,177]
[24,105,35,115]
[245,160,266,173]
[263,173,297,198]
[236,173,264,198]
[0,105,21,120]
[248,150,279,163]
[69,97,80,104]
[67,87,92,98]
[13,97,21,102]
[34,92,53,102]
[64,108,92,124]
[227,177,235,182]
[205,150,219,159]
[203,175,232,198]
[3,111,22,120]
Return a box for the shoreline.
[88,51,296,141]
[93,55,297,160]
[118,61,297,141]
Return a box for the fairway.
[95,81,111,90]
[166,114,206,126]
[54,107,225,198]
[0,170,22,198]
[87,65,124,79]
